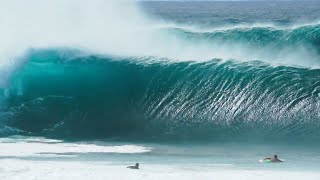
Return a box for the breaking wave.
[0,0,320,142]
[0,49,319,142]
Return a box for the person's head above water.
[272,155,283,162]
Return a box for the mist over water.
[0,0,320,142]
[0,0,151,87]
[0,0,319,80]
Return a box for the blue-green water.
[0,1,320,144]
[141,1,320,27]
[74,142,320,171]
[2,2,320,179]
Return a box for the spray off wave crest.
[0,0,320,89]
[0,1,320,142]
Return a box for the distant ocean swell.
[0,24,320,142]
[171,24,320,49]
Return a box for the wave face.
[1,50,320,142]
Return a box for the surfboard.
[258,159,284,163]
[258,159,270,163]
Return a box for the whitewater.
[1,0,320,179]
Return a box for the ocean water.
[0,1,320,179]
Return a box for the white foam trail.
[0,136,63,143]
[0,137,151,157]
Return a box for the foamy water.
[0,137,320,180]
[1,159,320,180]
[0,137,151,157]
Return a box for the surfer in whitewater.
[263,155,283,163]
[127,163,139,169]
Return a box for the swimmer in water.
[264,155,283,163]
[127,163,139,169]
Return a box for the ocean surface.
[0,1,320,179]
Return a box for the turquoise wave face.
[1,50,320,142]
